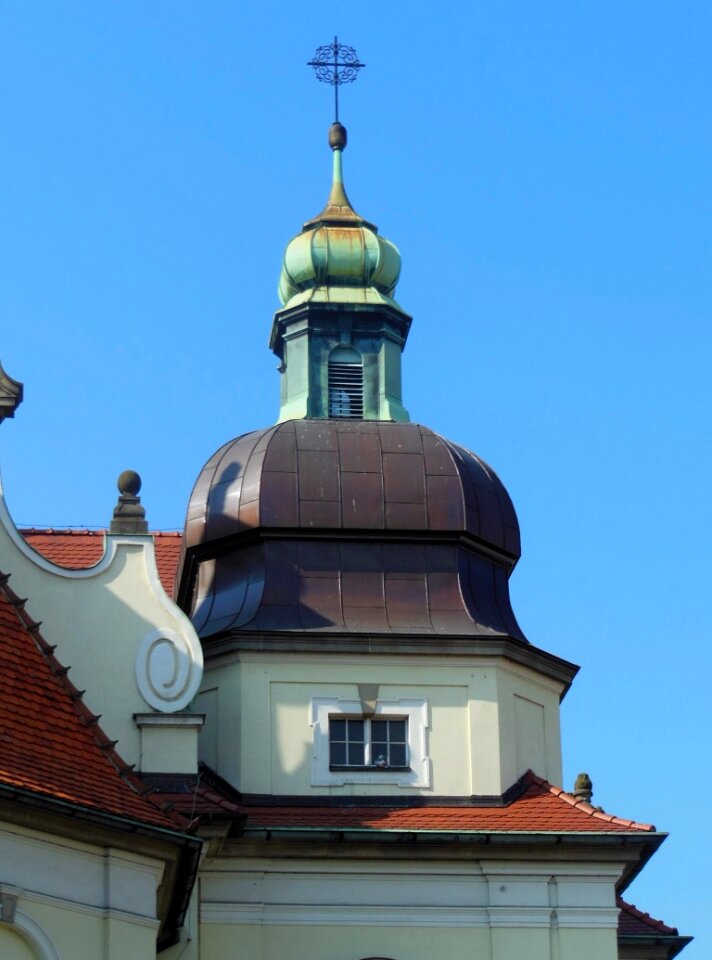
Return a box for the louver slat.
[328,362,364,419]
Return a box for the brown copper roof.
[181,421,526,642]
[185,421,519,558]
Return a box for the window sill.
[329,765,411,773]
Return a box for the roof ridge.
[20,528,183,537]
[19,527,106,536]
[0,571,190,832]
[521,770,655,832]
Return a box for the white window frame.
[310,696,430,788]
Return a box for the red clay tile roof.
[618,898,680,937]
[0,572,188,831]
[144,768,242,819]
[156,770,655,834]
[20,529,182,596]
[236,779,654,832]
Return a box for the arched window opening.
[328,347,363,419]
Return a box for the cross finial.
[308,36,365,123]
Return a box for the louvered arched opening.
[328,347,364,419]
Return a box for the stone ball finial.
[117,469,142,497]
[573,772,593,803]
[111,470,148,534]
[328,122,347,151]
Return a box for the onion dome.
[179,420,525,642]
[277,122,402,311]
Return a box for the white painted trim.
[200,903,620,929]
[13,889,160,928]
[0,470,146,578]
[134,712,205,728]
[201,903,490,926]
[310,697,430,788]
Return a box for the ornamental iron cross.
[308,36,365,122]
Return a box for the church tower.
[172,96,688,957]
[178,121,575,801]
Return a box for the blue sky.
[0,2,709,952]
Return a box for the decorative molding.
[200,902,619,929]
[11,887,159,928]
[310,696,430,788]
[135,628,203,713]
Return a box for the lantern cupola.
[270,123,411,423]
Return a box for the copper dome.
[180,420,525,642]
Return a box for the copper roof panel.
[340,471,385,528]
[339,541,384,573]
[341,570,385,608]
[297,450,340,502]
[337,429,383,472]
[295,420,338,451]
[262,422,298,472]
[378,422,423,454]
[385,577,431,629]
[260,470,298,526]
[383,451,426,504]
[342,605,390,632]
[422,433,459,476]
[383,542,426,578]
[297,540,340,577]
[426,475,465,529]
[299,499,342,527]
[427,571,464,611]
[385,501,428,529]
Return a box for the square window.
[329,716,409,769]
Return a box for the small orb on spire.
[328,122,347,151]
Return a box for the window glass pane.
[390,743,407,767]
[330,741,347,765]
[371,720,387,740]
[348,741,365,766]
[390,720,406,741]
[330,719,346,740]
[371,743,388,766]
[347,719,364,742]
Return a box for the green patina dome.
[278,123,402,309]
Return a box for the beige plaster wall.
[201,923,485,960]
[0,821,164,960]
[0,927,36,960]
[198,652,565,796]
[198,854,622,960]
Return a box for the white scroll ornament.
[135,628,202,712]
